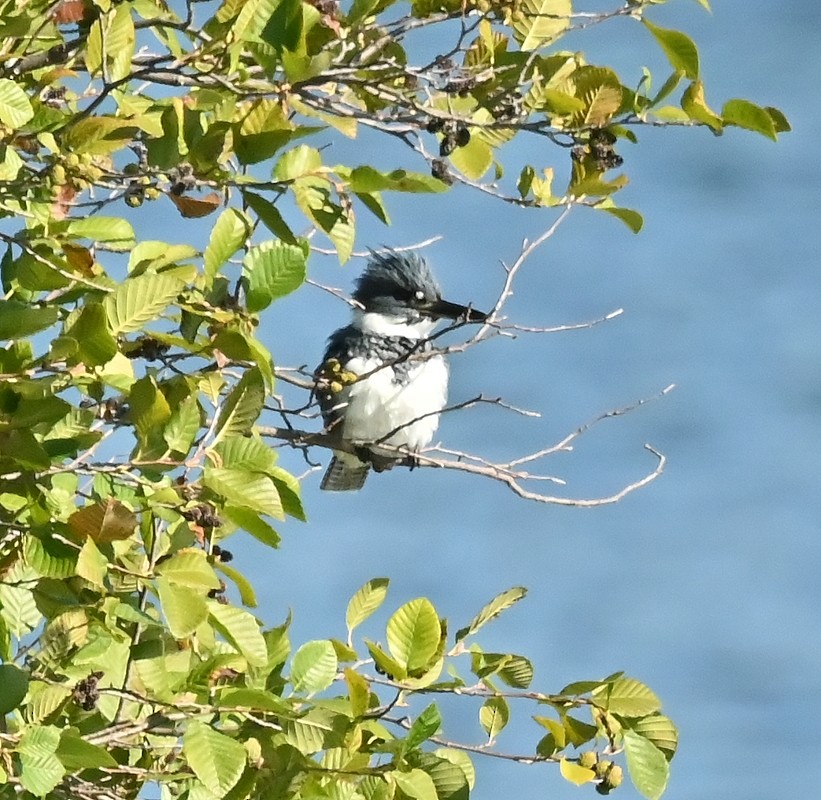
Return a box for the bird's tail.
[320,454,370,491]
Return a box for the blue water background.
[149,2,818,798]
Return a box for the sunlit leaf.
[105,272,187,333]
[479,695,509,740]
[290,639,338,694]
[346,577,389,640]
[243,240,306,311]
[624,730,669,800]
[204,208,251,280]
[183,720,247,795]
[593,676,662,718]
[643,20,699,79]
[387,597,440,674]
[722,98,778,140]
[208,601,268,667]
[559,757,596,786]
[455,587,527,642]
[513,0,571,52]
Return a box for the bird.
[315,249,487,491]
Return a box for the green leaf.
[364,639,407,681]
[203,468,283,519]
[559,757,595,786]
[157,577,208,638]
[345,667,370,717]
[242,190,298,243]
[216,687,291,714]
[427,752,472,800]
[214,367,266,442]
[392,769,439,800]
[183,720,247,796]
[223,504,281,548]
[346,577,389,641]
[208,601,268,667]
[215,434,276,472]
[75,537,108,587]
[722,98,778,140]
[0,301,58,339]
[496,655,533,689]
[17,725,65,797]
[346,166,449,194]
[455,587,527,642]
[274,144,322,181]
[65,217,136,251]
[63,116,140,156]
[243,240,306,311]
[405,703,442,749]
[600,205,644,233]
[261,0,303,52]
[764,106,791,133]
[592,676,662,718]
[448,135,493,180]
[0,78,34,128]
[128,241,199,275]
[630,714,678,760]
[0,663,29,713]
[643,20,699,79]
[512,0,571,52]
[156,549,222,590]
[216,561,258,608]
[56,729,117,769]
[479,695,509,740]
[204,208,251,280]
[290,639,338,694]
[164,395,202,455]
[623,730,670,800]
[128,375,171,459]
[681,79,722,132]
[387,597,441,674]
[105,272,187,333]
[67,302,118,366]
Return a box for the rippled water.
[223,3,819,798]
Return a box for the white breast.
[340,354,449,454]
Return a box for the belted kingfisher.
[316,250,487,491]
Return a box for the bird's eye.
[414,290,425,301]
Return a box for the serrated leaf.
[630,714,678,760]
[387,597,440,674]
[274,144,322,181]
[513,0,571,52]
[127,241,199,275]
[573,67,624,126]
[479,696,509,740]
[0,78,34,128]
[75,538,108,587]
[559,757,596,785]
[435,748,475,790]
[290,639,338,694]
[67,498,138,543]
[56,729,117,769]
[243,241,306,311]
[764,106,791,133]
[183,720,247,795]
[17,725,65,797]
[23,534,76,578]
[456,586,526,642]
[624,730,669,800]
[214,368,265,442]
[0,663,29,713]
[592,676,662,718]
[425,753,471,800]
[644,20,699,79]
[105,272,186,333]
[203,468,283,519]
[157,577,208,638]
[722,98,777,141]
[208,601,268,666]
[497,654,534,689]
[346,577,389,640]
[204,208,251,280]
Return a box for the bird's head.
[352,250,487,333]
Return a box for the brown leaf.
[51,184,77,220]
[53,0,89,23]
[68,499,138,543]
[62,243,95,276]
[168,192,222,218]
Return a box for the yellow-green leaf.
[722,98,777,141]
[0,78,34,128]
[643,20,699,79]
[183,720,247,796]
[513,0,571,52]
[624,730,669,800]
[290,639,338,694]
[346,577,389,641]
[386,597,441,674]
[559,757,596,786]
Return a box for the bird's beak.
[421,298,488,323]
